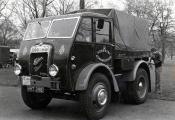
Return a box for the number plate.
[22,76,31,86]
[27,86,44,93]
[31,45,51,53]
[35,87,44,93]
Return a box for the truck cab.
[14,9,155,120]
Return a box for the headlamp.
[49,64,59,77]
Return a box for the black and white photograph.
[0,0,175,120]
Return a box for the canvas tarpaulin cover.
[108,9,150,51]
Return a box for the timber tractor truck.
[14,9,155,120]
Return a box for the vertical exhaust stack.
[80,0,85,9]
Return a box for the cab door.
[71,18,94,69]
[70,17,95,88]
[94,18,114,69]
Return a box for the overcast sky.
[72,0,126,10]
[95,0,126,10]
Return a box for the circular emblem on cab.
[23,46,27,56]
[59,45,65,55]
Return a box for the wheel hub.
[139,82,143,88]
[137,77,147,98]
[97,89,107,106]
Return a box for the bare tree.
[12,0,55,30]
[0,0,8,18]
[22,0,54,18]
[0,17,19,46]
[51,0,75,15]
[125,0,174,62]
[12,1,29,29]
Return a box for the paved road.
[0,86,175,120]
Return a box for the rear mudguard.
[133,60,148,80]
[128,59,155,91]
[120,60,150,82]
[132,60,155,81]
[75,63,119,92]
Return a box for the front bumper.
[20,76,60,90]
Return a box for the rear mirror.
[97,19,104,29]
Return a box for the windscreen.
[47,17,79,38]
[24,21,51,40]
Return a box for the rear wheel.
[123,68,149,104]
[21,86,52,109]
[79,73,111,120]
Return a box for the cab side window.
[76,18,92,42]
[95,19,110,43]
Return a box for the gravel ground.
[0,68,18,86]
[1,86,175,120]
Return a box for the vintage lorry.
[14,9,155,120]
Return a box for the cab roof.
[29,9,110,23]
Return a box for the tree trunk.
[170,44,173,60]
[2,35,6,46]
[80,0,85,9]
[161,36,165,63]
[160,26,166,64]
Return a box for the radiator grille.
[30,53,48,76]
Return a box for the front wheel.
[79,73,111,120]
[21,86,52,109]
[122,68,149,104]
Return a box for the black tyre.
[79,73,111,120]
[21,86,52,109]
[123,68,149,104]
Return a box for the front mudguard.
[75,63,119,92]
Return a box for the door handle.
[111,44,115,47]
